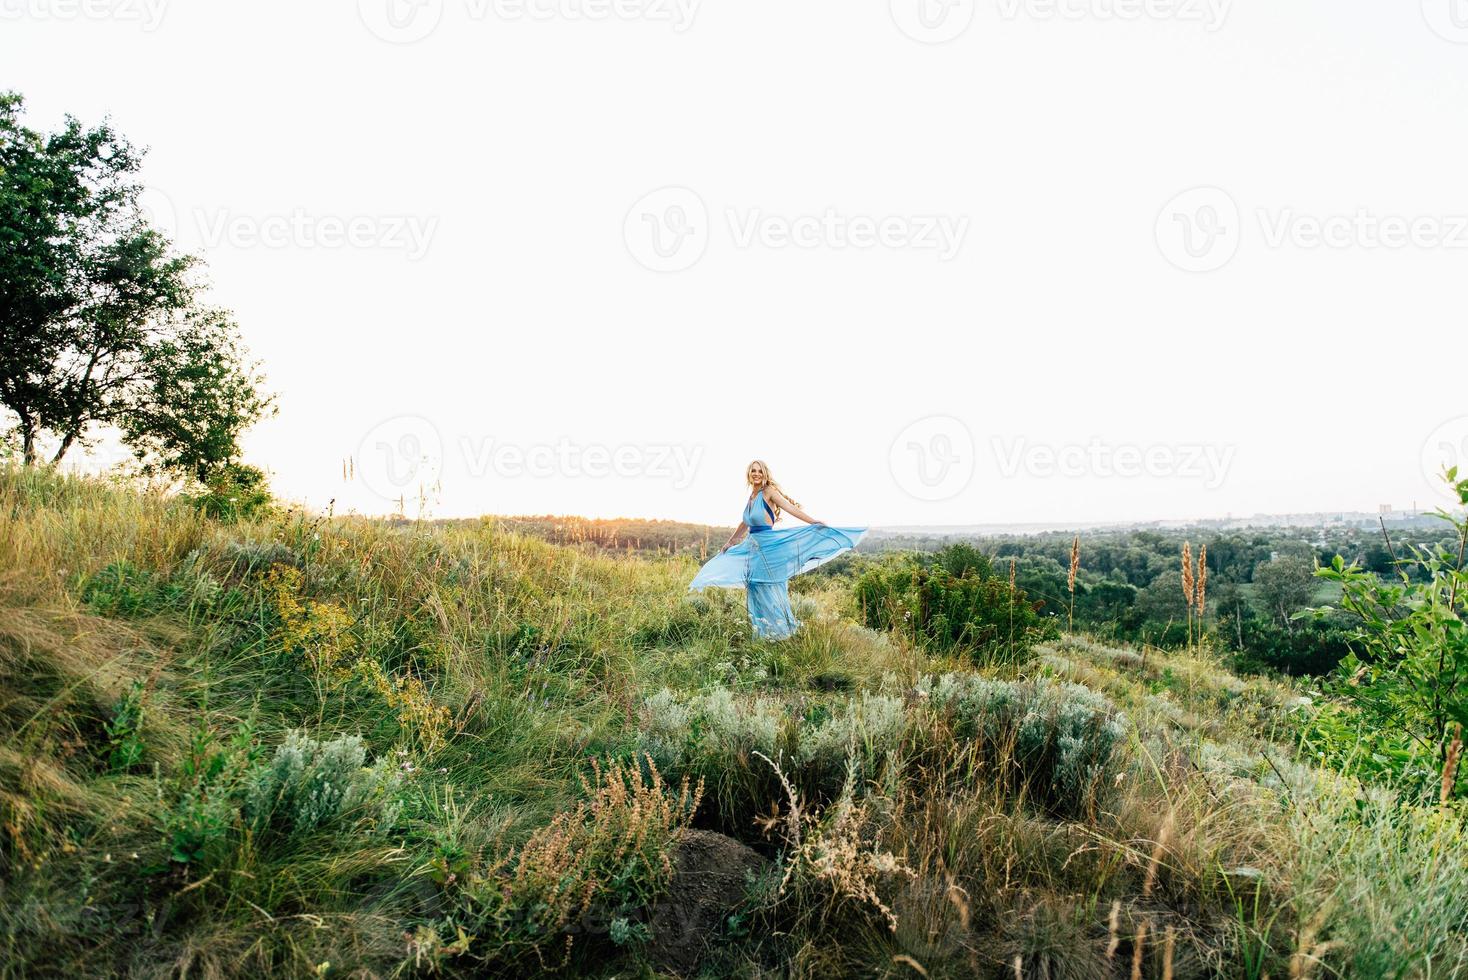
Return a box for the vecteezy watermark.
[0,0,168,30]
[624,187,709,273]
[461,438,702,488]
[889,416,976,502]
[194,208,438,259]
[991,437,1235,489]
[357,0,699,43]
[1157,187,1468,272]
[1155,186,1241,273]
[1422,416,1468,503]
[1422,0,1468,43]
[1255,208,1468,251]
[726,209,968,260]
[996,0,1231,30]
[624,187,970,272]
[137,188,438,259]
[355,415,444,503]
[889,0,975,43]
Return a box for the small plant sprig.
[1068,535,1081,632]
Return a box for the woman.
[689,460,867,640]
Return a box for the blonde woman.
[689,460,866,639]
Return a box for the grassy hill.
[1,467,1464,978]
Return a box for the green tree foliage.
[1254,553,1316,628]
[854,545,1056,662]
[0,91,272,475]
[1311,469,1468,801]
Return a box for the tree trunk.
[50,427,78,465]
[20,419,36,465]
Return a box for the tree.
[1312,469,1468,801]
[1253,554,1315,629]
[0,92,271,474]
[117,309,272,481]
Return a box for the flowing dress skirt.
[689,525,867,639]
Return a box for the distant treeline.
[857,522,1460,676]
[472,515,734,557]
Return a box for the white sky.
[5,0,1468,526]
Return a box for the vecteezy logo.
[358,0,443,43]
[1155,186,1241,273]
[136,185,180,247]
[889,0,974,43]
[623,187,709,273]
[1423,0,1468,43]
[355,415,443,503]
[889,416,975,502]
[1421,416,1468,502]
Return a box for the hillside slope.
[1,468,1464,978]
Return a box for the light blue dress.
[688,489,867,639]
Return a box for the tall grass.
[1,466,1464,978]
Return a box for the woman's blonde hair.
[746,459,798,521]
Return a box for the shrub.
[855,547,1056,663]
[1309,468,1468,801]
[764,755,915,934]
[919,674,1128,819]
[221,539,301,577]
[462,756,702,969]
[81,561,165,617]
[104,680,146,772]
[797,692,906,794]
[162,723,259,866]
[184,462,272,522]
[244,731,403,837]
[1227,617,1352,677]
[266,566,358,677]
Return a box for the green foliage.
[1310,468,1468,801]
[244,731,404,838]
[104,680,147,772]
[1227,617,1352,677]
[1254,553,1316,627]
[81,558,225,619]
[81,561,163,617]
[0,92,273,477]
[183,462,273,522]
[162,723,259,866]
[919,673,1128,819]
[642,675,1127,823]
[854,545,1055,662]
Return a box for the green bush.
[185,462,272,522]
[162,724,259,866]
[796,691,906,794]
[854,546,1056,663]
[81,558,225,619]
[1309,468,1468,802]
[1227,617,1352,677]
[245,731,404,838]
[919,673,1128,819]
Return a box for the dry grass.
[1,467,1465,979]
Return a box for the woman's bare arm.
[720,522,748,553]
[765,487,823,525]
